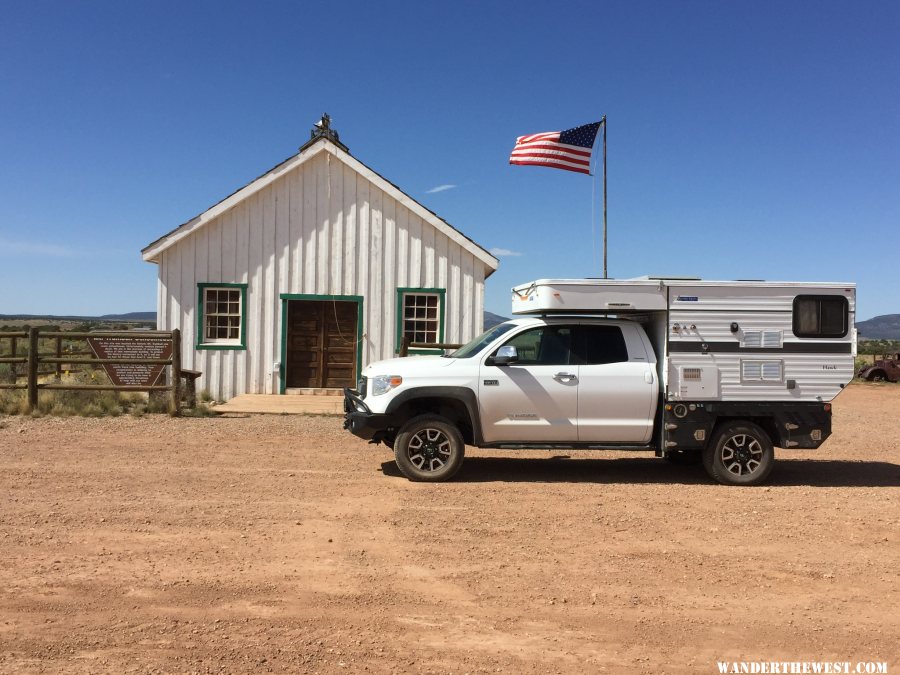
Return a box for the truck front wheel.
[394,415,465,482]
[703,421,775,486]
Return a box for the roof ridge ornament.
[300,112,349,153]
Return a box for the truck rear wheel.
[394,415,465,482]
[703,421,775,486]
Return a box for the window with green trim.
[197,283,247,350]
[396,288,445,353]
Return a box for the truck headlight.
[371,375,403,396]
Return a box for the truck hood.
[363,355,459,378]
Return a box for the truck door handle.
[644,371,654,384]
[554,372,578,382]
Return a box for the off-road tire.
[703,421,775,486]
[394,415,465,482]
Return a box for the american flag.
[509,121,603,175]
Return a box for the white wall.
[157,150,487,399]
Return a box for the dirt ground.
[1,383,898,674]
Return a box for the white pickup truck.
[344,278,854,486]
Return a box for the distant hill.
[98,312,157,321]
[0,312,156,323]
[483,311,509,329]
[857,314,900,340]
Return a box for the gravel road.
[1,383,898,673]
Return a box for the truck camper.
[344,277,856,486]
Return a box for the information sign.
[86,336,172,387]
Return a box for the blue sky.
[1,1,898,321]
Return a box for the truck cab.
[346,316,674,482]
[346,317,658,453]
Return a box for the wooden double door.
[285,299,358,389]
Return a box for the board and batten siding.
[156,152,486,400]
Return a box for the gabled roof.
[141,137,499,276]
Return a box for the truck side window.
[500,326,574,365]
[793,295,848,338]
[573,325,629,364]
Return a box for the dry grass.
[0,373,174,417]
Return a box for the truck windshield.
[446,323,516,358]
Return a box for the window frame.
[196,283,248,350]
[395,287,446,355]
[572,324,630,365]
[792,295,849,339]
[495,324,575,366]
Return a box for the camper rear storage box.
[512,279,668,314]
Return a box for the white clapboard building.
[142,116,498,399]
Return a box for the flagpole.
[602,115,608,279]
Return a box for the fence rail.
[0,328,185,415]
[398,336,463,357]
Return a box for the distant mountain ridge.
[483,311,508,329]
[856,314,900,340]
[0,312,156,322]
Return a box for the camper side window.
[792,295,848,338]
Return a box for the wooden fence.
[0,328,186,415]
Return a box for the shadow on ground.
[380,456,900,488]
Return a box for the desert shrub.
[146,392,171,414]
[858,339,900,355]
[0,390,28,415]
[182,403,215,418]
[198,388,214,403]
[36,387,120,417]
[0,372,166,418]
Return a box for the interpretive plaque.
[86,336,173,387]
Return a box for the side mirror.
[492,345,519,366]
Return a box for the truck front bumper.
[343,388,395,442]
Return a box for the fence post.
[170,328,182,417]
[55,336,62,379]
[399,335,409,358]
[8,336,17,384]
[27,327,39,412]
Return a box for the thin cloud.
[425,184,457,194]
[0,238,75,257]
[490,248,523,257]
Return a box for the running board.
[484,443,656,451]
